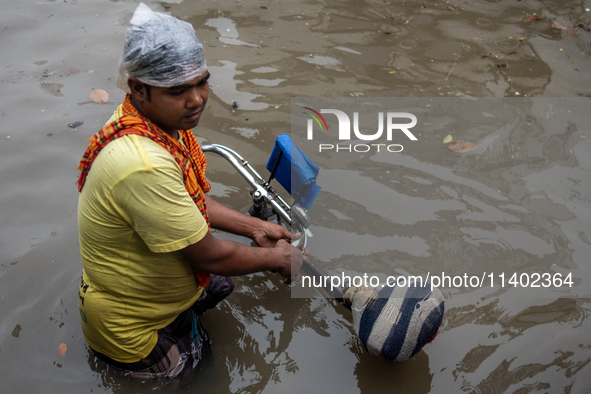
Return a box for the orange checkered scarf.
[77,94,211,287]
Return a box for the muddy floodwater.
[1,0,590,393]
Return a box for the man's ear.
[127,77,147,102]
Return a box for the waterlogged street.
[1,0,590,393]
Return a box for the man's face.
[141,72,210,134]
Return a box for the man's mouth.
[185,109,202,121]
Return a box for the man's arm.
[180,194,303,283]
[204,193,291,248]
[108,149,301,281]
[179,230,302,283]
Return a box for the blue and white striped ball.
[344,282,444,361]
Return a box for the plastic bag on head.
[117,3,207,93]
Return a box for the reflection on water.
[208,60,270,110]
[297,54,345,72]
[205,17,260,48]
[1,0,590,393]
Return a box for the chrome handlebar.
[201,143,342,301]
[201,143,311,250]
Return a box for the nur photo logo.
[302,107,418,153]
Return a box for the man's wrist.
[246,216,267,240]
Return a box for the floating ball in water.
[343,282,444,361]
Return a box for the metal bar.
[210,144,266,184]
[207,145,293,211]
[201,144,291,224]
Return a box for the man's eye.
[169,90,185,96]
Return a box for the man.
[76,3,303,380]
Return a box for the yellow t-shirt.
[77,133,208,363]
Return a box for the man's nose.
[186,88,204,107]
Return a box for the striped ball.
[343,282,444,361]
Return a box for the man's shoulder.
[83,134,182,193]
[97,134,180,174]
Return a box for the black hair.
[144,84,152,102]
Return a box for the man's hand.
[199,193,306,283]
[273,239,305,284]
[182,231,303,283]
[252,221,291,248]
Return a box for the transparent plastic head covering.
[116,3,208,94]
